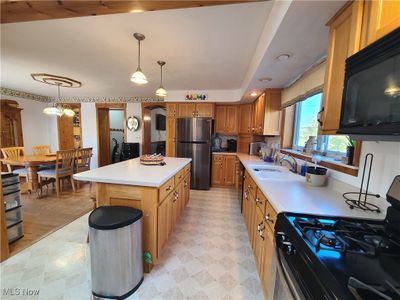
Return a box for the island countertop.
[73,157,192,187]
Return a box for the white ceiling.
[0,2,273,98]
[0,0,346,102]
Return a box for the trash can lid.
[89,206,143,230]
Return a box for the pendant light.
[155,60,167,97]
[43,84,63,116]
[130,33,148,85]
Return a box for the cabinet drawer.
[244,171,257,196]
[174,168,185,183]
[255,189,267,214]
[213,154,224,162]
[265,201,277,230]
[159,177,175,201]
[5,206,22,227]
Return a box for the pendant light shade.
[42,84,75,117]
[63,107,76,117]
[43,104,61,116]
[155,60,167,97]
[131,33,148,85]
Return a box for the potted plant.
[346,136,356,165]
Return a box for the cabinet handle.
[317,107,324,126]
[255,197,262,205]
[265,213,274,223]
[259,229,265,240]
[166,185,172,191]
[244,191,248,199]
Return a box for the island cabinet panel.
[95,163,191,273]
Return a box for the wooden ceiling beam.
[0,1,262,24]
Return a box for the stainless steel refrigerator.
[176,118,212,190]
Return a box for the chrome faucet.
[279,154,298,174]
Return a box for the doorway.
[96,103,127,167]
[141,103,166,155]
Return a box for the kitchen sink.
[250,165,299,181]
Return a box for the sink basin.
[250,165,299,181]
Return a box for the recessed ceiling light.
[130,9,145,13]
[258,77,272,82]
[250,91,258,97]
[276,53,292,61]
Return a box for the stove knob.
[276,231,286,242]
[282,241,296,255]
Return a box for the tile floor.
[1,187,263,300]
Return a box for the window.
[293,93,348,155]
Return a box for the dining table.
[1,153,57,198]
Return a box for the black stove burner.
[314,230,341,248]
[293,217,400,256]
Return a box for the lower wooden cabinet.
[211,154,236,186]
[242,170,278,299]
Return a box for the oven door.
[272,242,305,300]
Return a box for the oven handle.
[275,243,304,300]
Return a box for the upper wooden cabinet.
[215,105,238,134]
[263,89,282,136]
[177,103,196,118]
[251,89,282,136]
[173,102,214,118]
[166,103,177,117]
[320,2,364,134]
[238,104,253,134]
[252,93,265,135]
[365,0,400,45]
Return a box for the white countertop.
[73,157,192,187]
[237,153,389,221]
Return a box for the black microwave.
[337,27,400,141]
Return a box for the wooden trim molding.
[280,149,360,177]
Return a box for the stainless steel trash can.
[89,206,143,299]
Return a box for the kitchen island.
[74,157,192,272]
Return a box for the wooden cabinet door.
[225,106,238,134]
[239,104,253,134]
[157,197,168,255]
[211,155,224,185]
[178,180,185,215]
[184,174,190,206]
[248,190,256,250]
[166,117,176,140]
[167,191,174,238]
[166,103,177,117]
[261,225,275,298]
[58,115,75,150]
[254,207,265,276]
[263,89,282,136]
[224,155,236,185]
[252,93,265,135]
[196,103,214,117]
[178,103,196,118]
[321,2,363,134]
[237,134,252,154]
[166,140,176,157]
[172,189,179,229]
[367,0,400,44]
[215,106,226,133]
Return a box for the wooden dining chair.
[75,147,93,189]
[37,149,76,197]
[32,145,51,155]
[1,147,27,179]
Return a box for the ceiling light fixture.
[250,91,258,97]
[258,77,272,82]
[155,60,167,97]
[130,33,148,85]
[276,53,292,61]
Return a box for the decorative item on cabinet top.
[185,94,207,101]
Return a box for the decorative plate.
[127,116,140,131]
